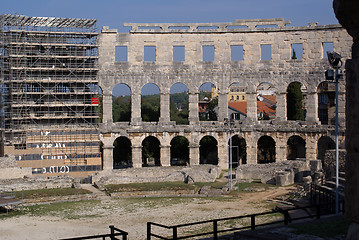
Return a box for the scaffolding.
[0,14,101,176]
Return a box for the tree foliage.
[113,96,131,122]
[170,92,189,124]
[287,82,304,121]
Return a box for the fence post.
[316,205,320,219]
[147,222,151,240]
[284,210,289,225]
[213,220,218,240]
[251,215,255,230]
[173,226,178,240]
[109,225,115,240]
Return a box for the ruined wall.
[97,18,352,170]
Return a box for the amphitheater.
[0,15,352,178]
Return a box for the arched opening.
[317,136,335,163]
[141,83,160,122]
[170,136,189,166]
[113,137,132,169]
[257,136,276,164]
[199,82,218,121]
[287,82,306,121]
[112,83,131,122]
[200,136,218,165]
[227,82,247,120]
[287,135,306,160]
[317,82,336,125]
[228,135,247,168]
[317,136,336,178]
[142,136,160,167]
[257,82,276,120]
[170,83,189,124]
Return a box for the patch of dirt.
[0,186,294,240]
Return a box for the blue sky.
[2,0,338,32]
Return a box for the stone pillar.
[338,82,346,127]
[160,145,171,166]
[276,92,287,121]
[102,92,113,123]
[188,92,199,124]
[102,144,114,170]
[305,135,317,161]
[246,92,257,122]
[333,1,359,235]
[218,141,228,169]
[131,145,142,168]
[276,138,287,162]
[218,92,228,122]
[159,92,170,123]
[189,144,200,165]
[131,93,141,124]
[245,134,257,164]
[345,59,359,224]
[305,92,319,124]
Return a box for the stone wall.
[0,176,75,192]
[0,156,32,180]
[93,165,221,189]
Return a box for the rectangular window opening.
[261,44,272,60]
[226,25,248,30]
[291,43,303,60]
[144,46,156,62]
[173,46,185,62]
[115,46,127,62]
[323,42,334,58]
[203,45,215,61]
[231,45,244,61]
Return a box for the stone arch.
[286,81,307,121]
[141,83,160,122]
[142,136,161,167]
[199,135,218,165]
[317,81,335,125]
[199,82,217,121]
[227,82,247,120]
[113,136,132,169]
[317,136,335,163]
[257,135,276,164]
[287,135,306,160]
[112,83,131,122]
[228,135,247,167]
[256,82,276,120]
[170,83,189,124]
[170,136,189,166]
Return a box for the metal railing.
[147,201,344,240]
[60,225,128,240]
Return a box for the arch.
[112,83,131,122]
[141,83,160,122]
[113,136,132,169]
[199,82,217,121]
[287,135,306,160]
[256,82,276,120]
[170,136,189,166]
[257,135,276,164]
[286,81,306,121]
[317,81,335,125]
[199,135,218,165]
[317,136,335,163]
[227,82,247,120]
[228,135,247,167]
[142,136,161,166]
[170,83,189,124]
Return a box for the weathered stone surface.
[93,165,221,188]
[235,160,309,185]
[275,170,294,186]
[0,175,75,192]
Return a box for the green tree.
[287,82,304,120]
[112,96,131,122]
